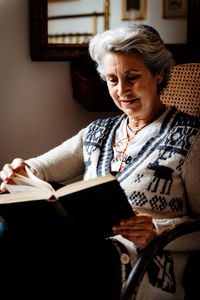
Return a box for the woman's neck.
[128,104,166,133]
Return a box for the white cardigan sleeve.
[25,128,86,183]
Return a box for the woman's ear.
[156,69,164,84]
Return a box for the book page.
[5,166,55,195]
[0,174,115,204]
[0,190,51,204]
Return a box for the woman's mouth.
[121,98,140,104]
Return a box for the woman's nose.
[117,80,130,98]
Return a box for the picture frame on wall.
[48,0,76,2]
[163,0,188,18]
[121,0,146,20]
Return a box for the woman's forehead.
[103,52,146,74]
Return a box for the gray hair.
[89,24,175,93]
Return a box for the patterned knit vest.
[83,107,200,219]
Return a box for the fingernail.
[112,227,117,233]
[0,185,5,192]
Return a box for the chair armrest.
[120,219,200,300]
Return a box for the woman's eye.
[127,75,140,81]
[108,78,117,84]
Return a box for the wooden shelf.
[70,57,119,112]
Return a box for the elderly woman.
[0,24,200,300]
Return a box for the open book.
[0,166,118,203]
[0,167,134,237]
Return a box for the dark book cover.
[0,178,134,241]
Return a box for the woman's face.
[103,52,163,121]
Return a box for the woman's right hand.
[0,158,36,192]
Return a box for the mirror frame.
[30,0,200,62]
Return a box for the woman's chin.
[121,102,141,116]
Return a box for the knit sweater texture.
[26,107,200,298]
[27,107,200,231]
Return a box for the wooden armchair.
[160,63,200,117]
[120,220,200,300]
[120,63,200,300]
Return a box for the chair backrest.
[160,63,200,117]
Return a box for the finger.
[1,159,25,180]
[0,180,16,192]
[11,159,36,177]
[2,164,14,180]
[11,158,25,168]
[123,230,157,249]
[0,181,7,192]
[0,159,26,183]
[120,217,152,227]
[0,170,8,182]
[112,221,155,236]
[118,227,153,235]
[11,158,26,173]
[113,224,154,236]
[118,223,154,231]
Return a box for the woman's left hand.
[112,210,157,249]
